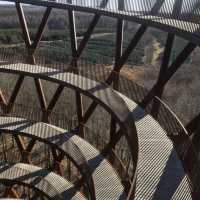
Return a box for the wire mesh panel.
[2,0,200,39]
[0,0,199,197]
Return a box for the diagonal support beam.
[15,2,35,64]
[15,3,51,120]
[151,33,175,117]
[80,25,148,125]
[150,0,165,15]
[5,75,24,113]
[34,78,47,110]
[107,25,147,84]
[31,7,52,54]
[51,148,65,176]
[165,43,196,83]
[46,0,109,115]
[73,0,166,126]
[186,113,200,135]
[110,0,124,140]
[8,76,24,105]
[34,78,48,122]
[0,89,7,105]
[70,0,109,63]
[141,42,196,107]
[47,85,65,111]
[14,135,36,163]
[108,0,165,82]
[150,0,184,117]
[16,3,52,62]
[15,2,31,48]
[102,130,123,157]
[26,139,36,152]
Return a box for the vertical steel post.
[68,9,85,138]
[110,0,124,145]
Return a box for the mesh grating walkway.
[0,162,86,199]
[117,93,192,200]
[0,63,193,199]
[0,116,126,199]
[2,0,200,44]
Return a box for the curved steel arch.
[2,0,200,45]
[0,162,85,199]
[0,117,95,199]
[0,116,129,199]
[0,0,199,198]
[0,63,139,198]
[0,0,196,122]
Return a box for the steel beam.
[31,7,52,54]
[107,25,147,84]
[68,9,85,138]
[186,114,200,135]
[47,85,65,111]
[4,75,24,113]
[46,0,109,124]
[15,2,50,122]
[4,187,20,198]
[102,130,123,157]
[0,89,7,105]
[151,33,175,118]
[15,2,31,48]
[151,0,184,117]
[16,3,52,59]
[74,0,109,60]
[51,148,65,176]
[34,78,48,122]
[15,4,54,118]
[46,0,109,114]
[141,42,196,107]
[110,0,124,141]
[15,2,35,64]
[77,0,166,126]
[68,10,78,62]
[14,135,35,163]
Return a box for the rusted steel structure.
[0,0,199,199]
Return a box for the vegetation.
[0,4,200,126]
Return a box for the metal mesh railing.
[0,182,48,199]
[4,0,200,35]
[0,45,198,197]
[0,46,189,138]
[0,102,134,191]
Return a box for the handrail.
[1,0,200,44]
[0,63,139,198]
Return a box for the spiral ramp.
[0,0,199,199]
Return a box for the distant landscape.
[0,5,200,124]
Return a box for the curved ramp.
[3,0,200,44]
[0,116,126,200]
[0,63,193,198]
[0,63,139,186]
[0,162,86,199]
[117,93,192,200]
